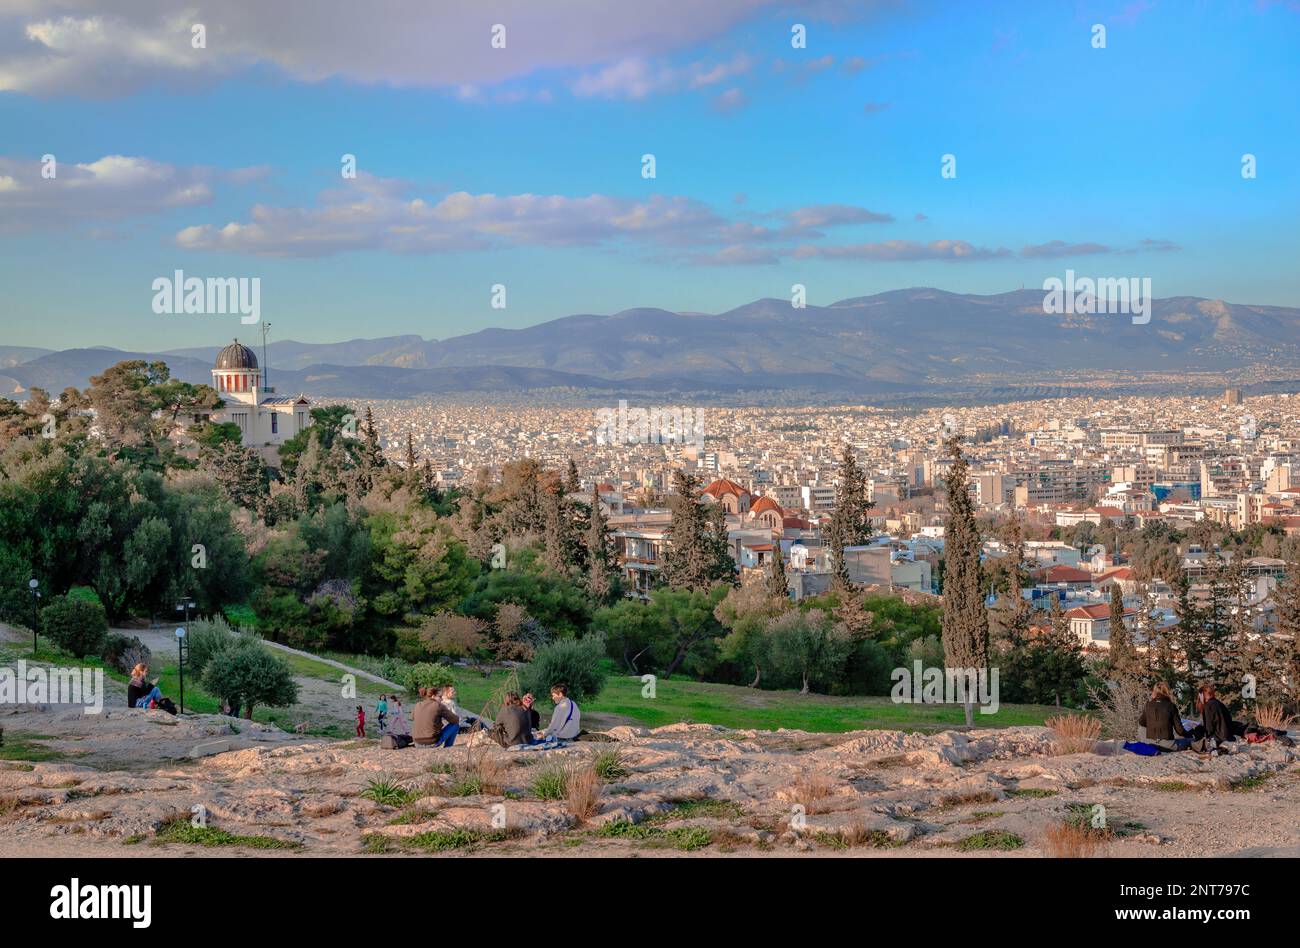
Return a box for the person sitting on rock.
[493,692,537,749]
[542,683,581,742]
[440,684,491,731]
[521,692,541,731]
[127,663,166,710]
[1138,681,1190,752]
[1191,683,1241,752]
[413,686,460,748]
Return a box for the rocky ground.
[3,700,1298,858]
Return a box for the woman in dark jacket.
[1138,681,1190,751]
[1193,683,1240,748]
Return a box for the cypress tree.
[1107,581,1140,679]
[767,540,789,600]
[940,438,989,725]
[827,444,874,588]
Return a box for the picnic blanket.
[506,738,573,753]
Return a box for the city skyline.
[1,0,1297,351]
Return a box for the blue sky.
[1,0,1297,351]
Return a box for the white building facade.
[209,340,311,461]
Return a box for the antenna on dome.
[261,322,271,393]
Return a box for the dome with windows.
[215,340,258,370]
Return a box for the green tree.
[764,608,853,694]
[940,439,989,725]
[661,470,734,592]
[826,444,874,588]
[1106,582,1141,679]
[201,638,299,720]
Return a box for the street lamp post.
[175,627,187,715]
[28,578,39,655]
[175,597,195,715]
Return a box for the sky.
[1,0,1297,351]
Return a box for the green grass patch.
[1007,787,1058,798]
[153,820,302,850]
[591,748,629,782]
[364,829,508,853]
[1152,781,1197,792]
[594,819,712,851]
[311,657,1063,735]
[361,775,416,807]
[1229,773,1273,792]
[387,808,439,825]
[643,799,744,824]
[0,731,64,763]
[531,762,568,800]
[955,830,1023,851]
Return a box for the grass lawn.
[411,663,1062,733]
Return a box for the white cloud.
[793,239,1013,262]
[0,153,222,231]
[0,0,776,97]
[170,173,907,260]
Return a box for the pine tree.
[565,458,581,494]
[940,438,989,725]
[767,540,789,600]
[404,431,417,469]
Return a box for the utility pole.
[261,321,271,393]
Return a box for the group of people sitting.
[399,682,582,750]
[1135,681,1291,754]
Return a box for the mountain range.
[4,289,1299,405]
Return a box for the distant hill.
[4,289,1299,403]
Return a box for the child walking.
[355,705,366,738]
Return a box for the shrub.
[592,748,629,782]
[40,595,108,659]
[1045,713,1101,756]
[1086,675,1148,741]
[402,662,456,695]
[201,638,299,719]
[101,633,152,675]
[1254,703,1296,731]
[518,635,607,703]
[531,761,568,800]
[564,764,602,822]
[361,775,415,807]
[186,616,243,678]
[1043,820,1109,858]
